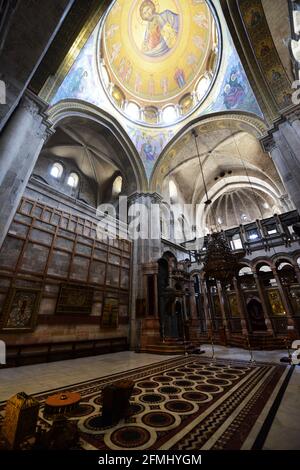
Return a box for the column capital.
[128,192,163,205]
[260,133,277,153]
[281,104,300,124]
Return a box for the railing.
[187,210,300,262]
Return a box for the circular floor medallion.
[142,411,175,428]
[140,393,165,404]
[110,426,151,449]
[159,386,181,395]
[165,400,194,413]
[182,391,210,402]
[137,381,160,389]
[195,384,221,393]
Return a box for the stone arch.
[47,99,148,192]
[150,110,268,192]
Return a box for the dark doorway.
[247,299,267,331]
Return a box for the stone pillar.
[189,278,198,320]
[216,280,230,340]
[272,267,296,330]
[0,91,53,248]
[252,271,274,335]
[293,264,300,286]
[0,0,75,131]
[261,134,300,212]
[128,192,163,349]
[201,277,212,336]
[232,276,249,337]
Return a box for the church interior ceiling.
[43,0,263,179]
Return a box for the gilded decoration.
[99,0,220,113]
[238,0,292,110]
[267,288,286,316]
[228,293,239,317]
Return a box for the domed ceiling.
[98,0,220,125]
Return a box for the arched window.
[125,102,140,120]
[162,105,177,124]
[169,180,177,201]
[67,172,79,188]
[112,175,123,196]
[50,162,63,179]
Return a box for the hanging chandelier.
[203,231,245,282]
[192,128,245,282]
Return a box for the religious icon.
[160,76,169,96]
[250,9,262,28]
[141,139,157,161]
[193,13,208,29]
[187,53,198,72]
[139,0,179,58]
[110,42,121,64]
[105,24,119,39]
[1,288,41,332]
[134,73,142,93]
[271,69,282,82]
[174,68,186,88]
[223,66,246,110]
[259,42,271,57]
[193,35,206,51]
[148,74,155,96]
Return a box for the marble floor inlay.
[0,348,299,450]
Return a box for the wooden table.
[44,392,81,417]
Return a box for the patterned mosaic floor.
[0,356,287,450]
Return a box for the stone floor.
[0,345,299,450]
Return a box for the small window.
[50,162,63,179]
[230,235,243,250]
[112,175,123,196]
[67,173,79,188]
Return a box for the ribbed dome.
[206,187,282,230]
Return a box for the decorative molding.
[238,0,292,110]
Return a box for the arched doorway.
[247,298,267,331]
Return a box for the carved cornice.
[22,90,55,138]
[259,133,276,153]
[128,192,163,205]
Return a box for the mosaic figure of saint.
[193,35,206,51]
[105,24,119,39]
[174,68,186,88]
[141,139,156,161]
[193,13,208,29]
[139,0,179,58]
[148,74,155,96]
[161,76,169,96]
[223,66,246,110]
[135,73,142,93]
[110,42,121,64]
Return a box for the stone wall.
[33,154,98,207]
[0,185,131,347]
